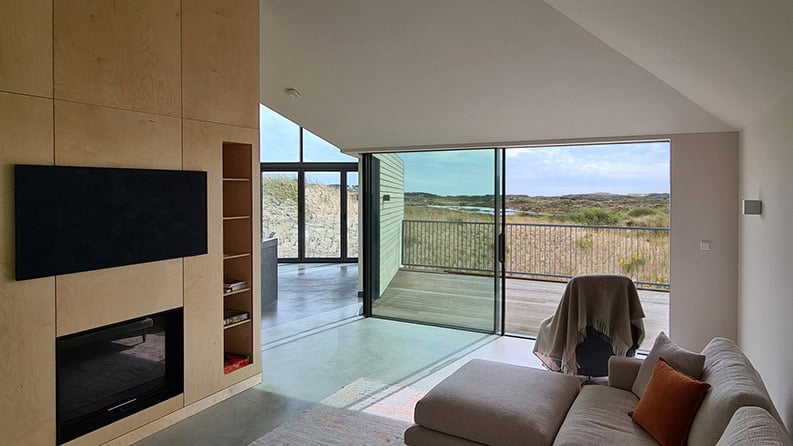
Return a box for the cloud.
[505,143,670,193]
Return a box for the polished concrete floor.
[261,263,361,346]
[134,264,647,445]
[134,318,540,446]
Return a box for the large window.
[260,105,358,262]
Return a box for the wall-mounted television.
[15,165,207,280]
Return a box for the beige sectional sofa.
[405,337,791,445]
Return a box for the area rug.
[248,378,425,445]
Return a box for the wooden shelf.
[223,253,250,260]
[223,215,250,221]
[223,319,251,330]
[223,287,251,297]
[223,177,250,182]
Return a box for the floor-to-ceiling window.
[260,105,358,262]
[260,105,361,345]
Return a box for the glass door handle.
[498,233,505,264]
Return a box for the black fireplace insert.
[56,308,183,444]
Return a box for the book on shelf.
[223,278,248,293]
[223,309,250,326]
[223,352,250,374]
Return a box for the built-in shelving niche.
[222,142,254,374]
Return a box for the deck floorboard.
[374,269,668,350]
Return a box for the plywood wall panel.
[182,119,224,404]
[0,0,52,97]
[0,92,56,445]
[54,0,181,116]
[56,260,183,336]
[183,0,259,128]
[54,100,181,168]
[183,119,260,403]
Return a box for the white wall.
[669,132,739,351]
[739,90,793,431]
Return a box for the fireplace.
[56,308,183,444]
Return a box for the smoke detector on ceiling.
[285,88,301,99]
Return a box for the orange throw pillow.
[629,357,711,446]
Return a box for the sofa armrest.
[608,356,644,391]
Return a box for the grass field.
[406,192,670,227]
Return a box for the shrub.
[564,207,623,226]
[625,213,669,228]
[628,207,658,217]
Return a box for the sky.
[401,142,670,196]
[260,104,356,163]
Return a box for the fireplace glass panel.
[56,308,183,444]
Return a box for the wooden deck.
[374,269,669,351]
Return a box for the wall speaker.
[742,199,763,215]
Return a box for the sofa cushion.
[414,359,580,446]
[553,385,657,446]
[716,406,792,446]
[689,338,784,446]
[630,358,711,446]
[632,331,705,397]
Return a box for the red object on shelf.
[223,353,250,374]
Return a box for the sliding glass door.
[364,149,502,333]
[500,142,670,349]
[361,142,669,342]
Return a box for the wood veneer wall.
[0,1,260,444]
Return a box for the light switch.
[700,240,712,251]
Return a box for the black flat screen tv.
[15,165,207,280]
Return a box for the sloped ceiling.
[260,0,733,151]
[546,0,793,130]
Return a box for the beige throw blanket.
[533,275,645,375]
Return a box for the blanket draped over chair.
[533,275,645,375]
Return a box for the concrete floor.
[134,318,540,446]
[135,263,640,445]
[261,263,361,346]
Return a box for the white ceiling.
[259,0,791,151]
[546,0,793,130]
